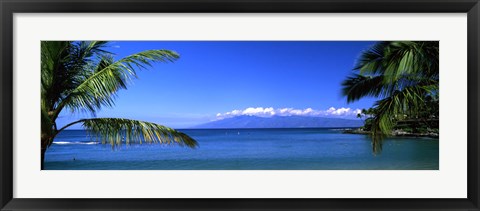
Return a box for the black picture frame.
[1,0,479,210]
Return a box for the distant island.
[193,115,363,129]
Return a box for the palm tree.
[341,41,439,153]
[41,41,197,170]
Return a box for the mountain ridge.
[193,115,363,129]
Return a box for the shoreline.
[343,128,439,138]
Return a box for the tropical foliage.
[41,41,197,169]
[342,41,439,153]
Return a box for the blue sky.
[57,41,379,129]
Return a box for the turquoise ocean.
[44,128,439,170]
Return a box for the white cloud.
[216,107,362,119]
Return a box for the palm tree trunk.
[41,134,51,170]
[41,147,47,170]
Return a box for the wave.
[53,141,99,145]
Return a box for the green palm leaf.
[40,41,195,170]
[55,49,179,116]
[342,41,439,153]
[58,118,198,148]
[370,85,432,153]
[341,74,392,103]
[354,41,389,75]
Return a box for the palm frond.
[55,49,180,115]
[383,41,421,82]
[354,41,439,84]
[341,74,392,103]
[41,41,115,112]
[370,85,428,153]
[343,41,439,153]
[41,41,70,109]
[354,41,389,74]
[60,118,198,148]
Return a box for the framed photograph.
[1,0,479,210]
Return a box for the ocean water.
[44,128,439,170]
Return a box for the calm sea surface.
[44,128,439,170]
